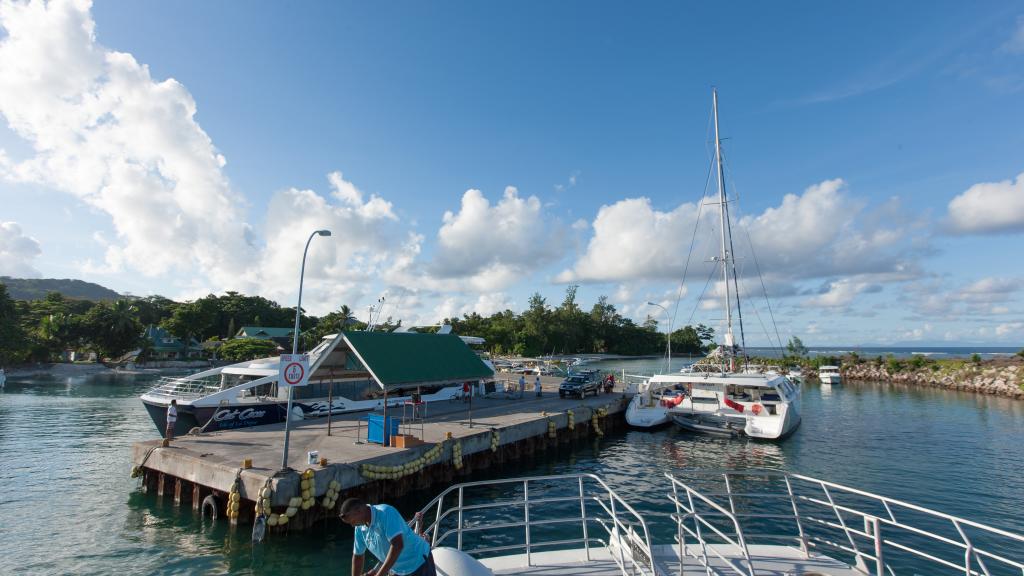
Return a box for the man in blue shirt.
[340,498,435,576]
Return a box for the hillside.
[0,277,122,301]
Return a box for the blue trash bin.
[367,414,399,445]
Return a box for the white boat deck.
[481,545,864,575]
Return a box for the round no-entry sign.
[279,354,310,387]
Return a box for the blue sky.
[1,0,1023,346]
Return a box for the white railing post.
[578,476,591,561]
[457,486,464,550]
[523,480,532,566]
[865,516,885,575]
[783,474,809,557]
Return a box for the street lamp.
[646,301,672,372]
[281,229,331,471]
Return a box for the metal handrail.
[415,473,655,576]
[666,468,1024,576]
[144,376,222,400]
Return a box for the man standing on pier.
[165,399,177,441]
[534,375,542,397]
[340,498,436,576]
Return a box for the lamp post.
[280,229,331,471]
[646,301,672,372]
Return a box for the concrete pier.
[130,375,628,530]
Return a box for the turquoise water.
[1,361,1022,575]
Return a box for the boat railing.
[666,469,1024,576]
[144,376,222,401]
[415,472,655,576]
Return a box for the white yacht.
[818,364,842,385]
[140,330,493,437]
[415,470,1024,576]
[628,90,801,440]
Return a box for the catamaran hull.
[141,385,465,436]
[625,396,672,428]
[671,408,801,441]
[142,397,291,437]
[820,375,842,385]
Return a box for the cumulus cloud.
[945,172,1024,234]
[0,0,256,289]
[258,172,405,313]
[557,197,703,282]
[561,179,921,290]
[0,221,41,277]
[901,276,1022,320]
[429,187,566,288]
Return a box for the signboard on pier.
[279,354,310,387]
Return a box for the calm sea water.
[1,360,1022,575]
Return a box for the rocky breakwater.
[842,359,1024,399]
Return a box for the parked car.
[559,373,601,398]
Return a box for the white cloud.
[558,197,703,282]
[0,221,41,277]
[1002,16,1024,54]
[0,0,257,290]
[258,172,406,314]
[430,186,566,288]
[805,279,876,308]
[561,179,920,293]
[946,172,1024,234]
[995,322,1023,337]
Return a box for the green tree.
[219,338,279,362]
[0,283,29,364]
[81,301,143,359]
[670,326,705,355]
[786,336,808,357]
[161,299,217,345]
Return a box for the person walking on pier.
[340,498,436,576]
[518,374,526,396]
[534,375,542,397]
[165,399,177,441]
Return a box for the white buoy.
[432,547,493,576]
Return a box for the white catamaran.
[626,90,801,440]
[819,364,842,385]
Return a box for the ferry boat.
[415,469,1024,575]
[819,365,842,385]
[139,330,493,437]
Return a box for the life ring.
[201,494,220,521]
[751,403,763,416]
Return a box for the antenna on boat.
[712,88,747,371]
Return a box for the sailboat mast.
[712,89,734,370]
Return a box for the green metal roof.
[342,331,492,388]
[236,326,294,339]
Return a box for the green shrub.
[887,357,904,373]
[219,338,279,362]
[909,355,928,370]
[971,353,982,364]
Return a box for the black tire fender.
[201,494,219,522]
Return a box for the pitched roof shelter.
[305,331,494,391]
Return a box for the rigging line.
[717,135,748,353]
[670,153,717,333]
[686,256,720,328]
[722,154,786,357]
[739,277,775,352]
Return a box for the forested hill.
[0,277,122,301]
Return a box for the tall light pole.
[647,301,672,372]
[281,229,331,471]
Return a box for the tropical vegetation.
[0,281,718,364]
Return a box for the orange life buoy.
[751,403,763,415]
